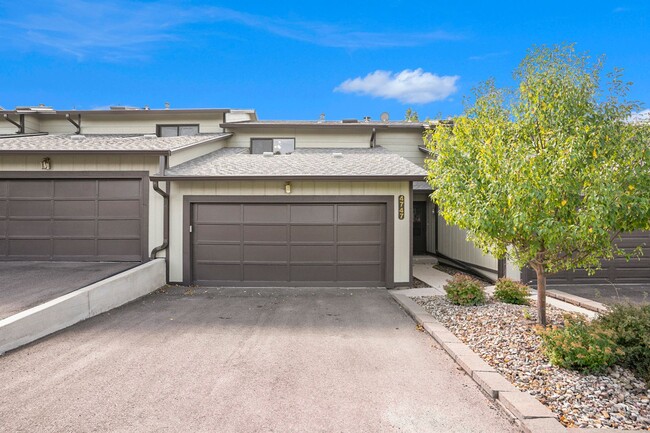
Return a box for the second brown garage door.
[0,177,146,261]
[190,201,387,286]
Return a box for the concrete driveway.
[0,287,516,433]
[0,261,136,319]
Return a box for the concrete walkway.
[0,287,517,433]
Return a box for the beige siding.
[376,130,426,167]
[168,138,228,168]
[0,115,41,135]
[36,113,225,135]
[437,214,499,279]
[0,154,164,255]
[168,180,411,284]
[225,128,371,149]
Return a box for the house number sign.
[398,195,405,220]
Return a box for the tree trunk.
[533,265,547,326]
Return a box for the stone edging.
[391,292,568,433]
[545,290,609,314]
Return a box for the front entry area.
[187,198,390,287]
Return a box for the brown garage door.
[523,231,650,286]
[0,178,146,261]
[191,202,387,286]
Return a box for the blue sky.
[0,0,648,120]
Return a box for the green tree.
[425,44,650,325]
[405,108,420,122]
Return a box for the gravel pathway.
[415,296,650,429]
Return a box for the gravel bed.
[415,296,650,429]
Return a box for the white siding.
[0,115,41,135]
[225,128,371,148]
[168,138,228,168]
[376,130,426,166]
[168,180,411,284]
[437,213,499,280]
[0,154,164,255]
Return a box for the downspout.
[370,128,376,148]
[150,155,170,282]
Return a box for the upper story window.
[157,124,199,137]
[251,138,295,154]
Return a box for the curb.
[0,259,166,355]
[546,290,608,314]
[390,292,567,433]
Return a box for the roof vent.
[262,152,274,157]
[332,152,343,158]
[363,116,371,122]
[70,135,86,140]
[318,113,325,123]
[143,134,157,139]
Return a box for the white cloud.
[334,69,460,104]
[628,109,650,123]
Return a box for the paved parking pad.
[0,261,136,320]
[0,287,517,433]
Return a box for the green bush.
[494,278,530,305]
[598,303,650,382]
[444,274,486,306]
[537,314,622,373]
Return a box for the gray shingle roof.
[0,133,232,154]
[413,181,433,191]
[155,146,427,180]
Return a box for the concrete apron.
[0,259,166,355]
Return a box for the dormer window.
[251,138,295,154]
[157,124,199,137]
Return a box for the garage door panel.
[338,204,383,223]
[8,220,51,237]
[54,180,96,198]
[9,200,52,217]
[337,225,382,242]
[98,179,140,198]
[0,239,6,255]
[98,219,140,238]
[243,264,288,281]
[243,205,287,223]
[291,265,336,282]
[195,224,240,242]
[53,239,96,257]
[98,200,140,218]
[290,205,334,223]
[8,181,52,198]
[54,220,95,237]
[290,225,334,242]
[97,239,141,257]
[338,245,382,263]
[54,200,96,218]
[193,263,239,281]
[338,264,383,282]
[290,245,335,262]
[196,204,240,223]
[243,225,287,242]
[243,245,288,262]
[195,244,241,262]
[0,200,6,215]
[9,239,51,257]
[0,181,6,197]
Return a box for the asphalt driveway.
[0,261,136,320]
[0,287,516,433]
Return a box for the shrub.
[444,275,486,306]
[494,278,530,305]
[598,303,650,382]
[537,314,622,373]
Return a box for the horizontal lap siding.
[225,128,371,148]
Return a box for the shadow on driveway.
[0,287,517,433]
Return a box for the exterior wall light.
[285,181,291,194]
[41,157,51,170]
